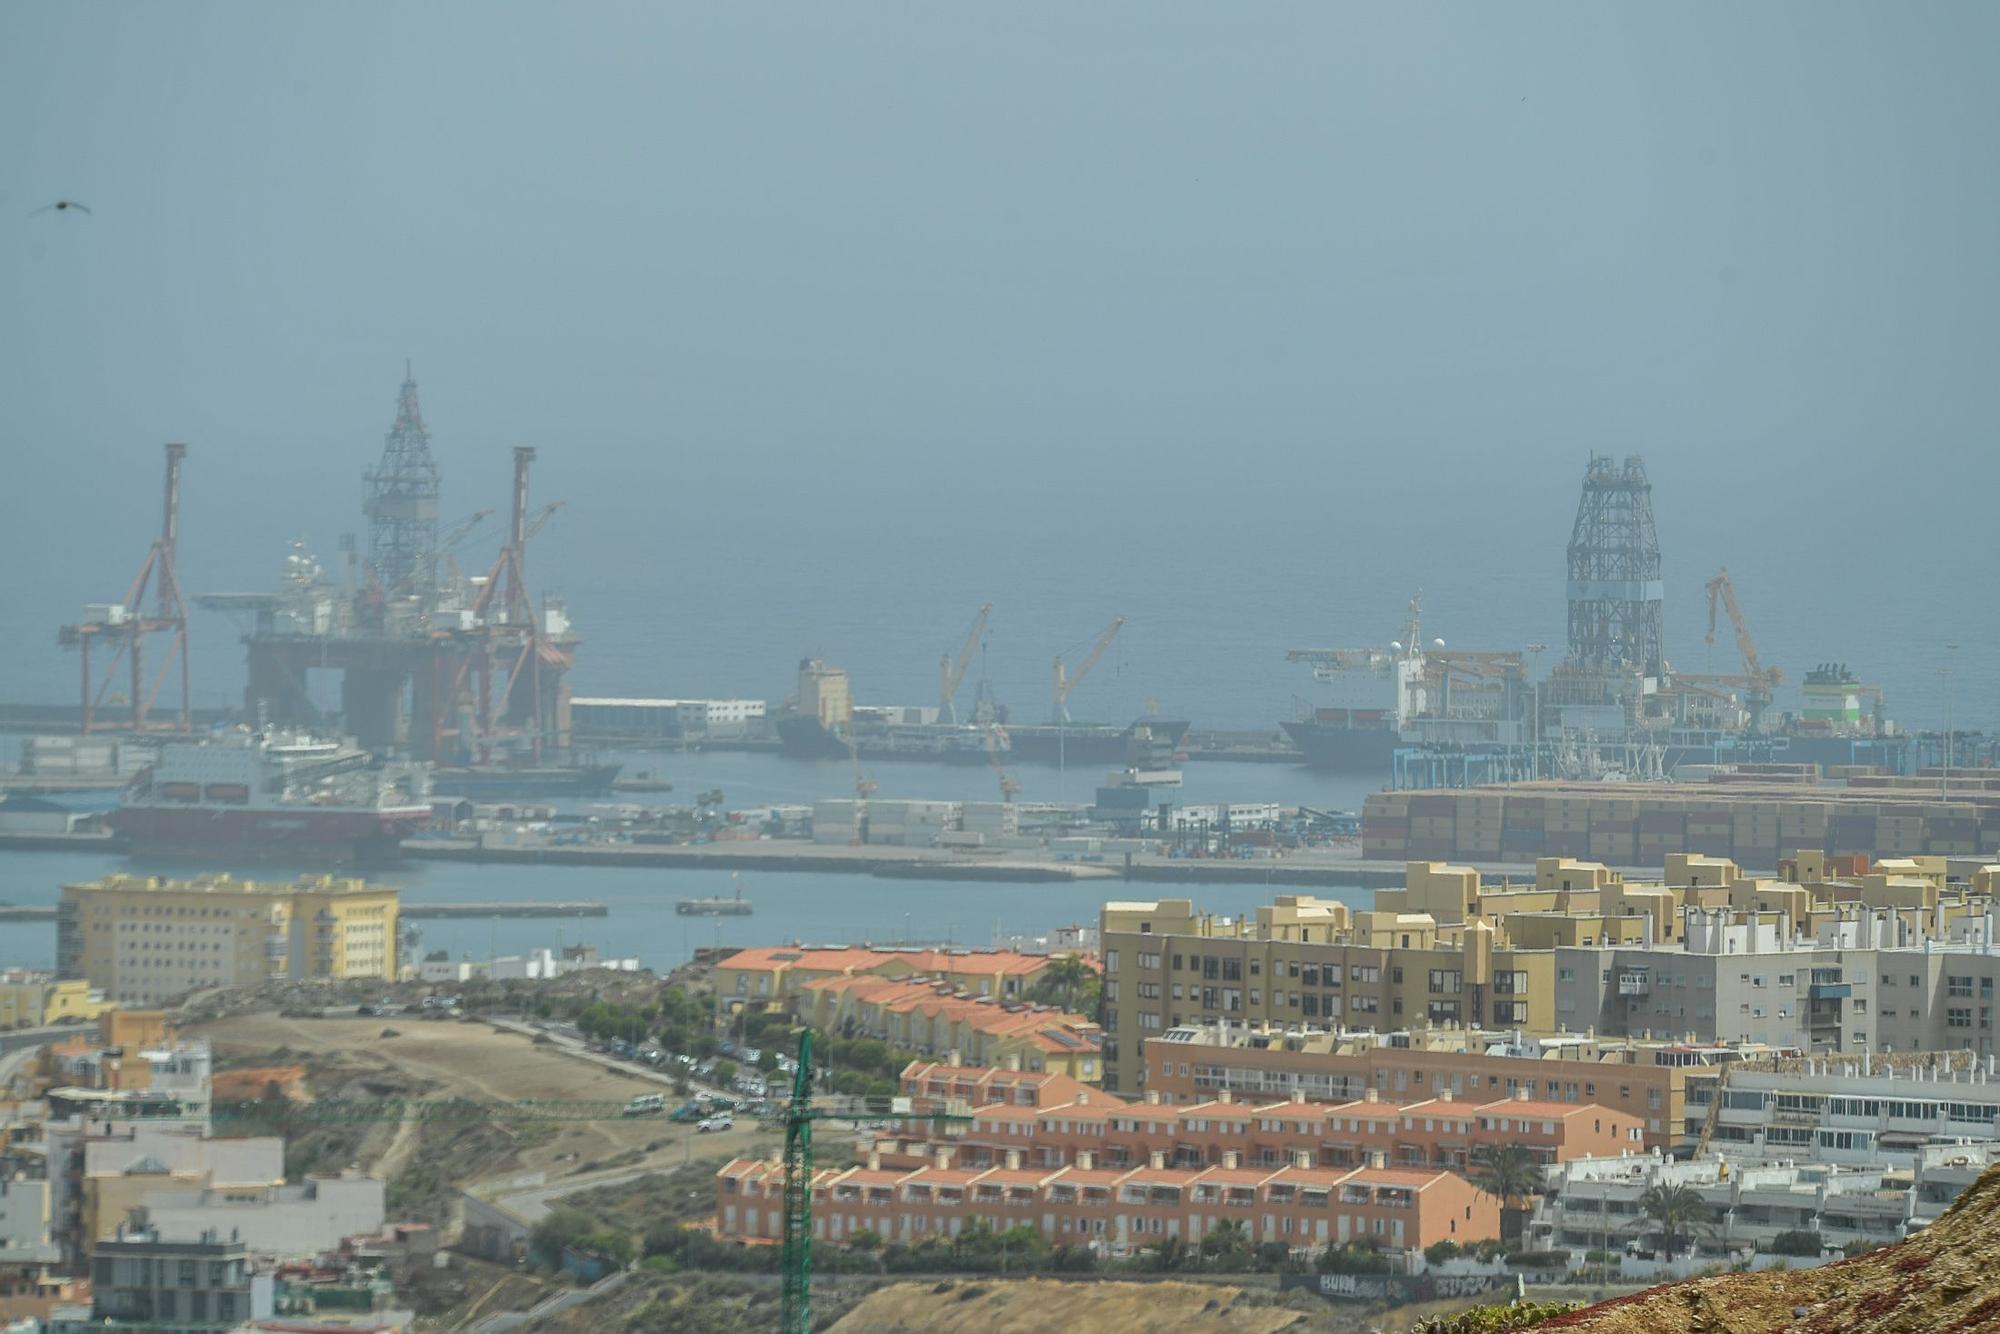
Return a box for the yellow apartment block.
[0,973,113,1030]
[1099,895,1554,1094]
[58,873,399,1005]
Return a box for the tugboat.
[677,874,753,916]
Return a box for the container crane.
[1052,616,1125,723]
[938,603,991,724]
[779,1030,969,1333]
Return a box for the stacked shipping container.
[1362,781,2000,868]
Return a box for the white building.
[141,1169,386,1261]
[569,697,768,740]
[1706,1054,2000,1167]
[416,945,640,984]
[1528,1143,2000,1259]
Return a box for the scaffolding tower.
[1565,453,1663,677]
[362,362,442,597]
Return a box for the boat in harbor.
[107,728,432,862]
[677,875,753,916]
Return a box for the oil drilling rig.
[196,368,581,766]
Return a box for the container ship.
[107,729,432,862]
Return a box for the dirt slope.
[1542,1162,2000,1333]
[830,1279,1311,1333]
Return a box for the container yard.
[1364,773,2000,869]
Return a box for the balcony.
[1809,983,1853,1001]
[1618,971,1650,997]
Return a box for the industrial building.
[56,873,399,1005]
[568,696,768,742]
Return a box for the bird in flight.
[31,200,92,216]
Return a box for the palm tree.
[1200,1217,1251,1270]
[1640,1183,1713,1259]
[1471,1143,1543,1244]
[1027,955,1099,1015]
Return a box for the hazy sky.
[4,4,1996,727]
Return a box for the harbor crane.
[938,603,992,724]
[59,443,193,735]
[1697,567,1783,730]
[1704,567,1780,688]
[982,721,1021,803]
[779,1031,969,1333]
[1052,616,1125,723]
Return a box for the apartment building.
[1556,898,2000,1055]
[1528,1143,2000,1259]
[714,945,1066,1015]
[48,1222,273,1333]
[1703,1051,2000,1167]
[898,1060,1098,1111]
[923,1082,1643,1175]
[794,974,1101,1081]
[58,873,398,1005]
[1100,895,1554,1092]
[1137,1022,1746,1148]
[716,1143,1497,1256]
[0,973,113,1031]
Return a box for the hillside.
[829,1279,1315,1333]
[1541,1162,2000,1333]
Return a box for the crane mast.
[1052,616,1125,723]
[938,603,992,724]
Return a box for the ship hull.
[1281,720,1402,773]
[775,717,997,765]
[430,764,623,797]
[1003,720,1191,767]
[105,805,432,863]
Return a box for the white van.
[622,1093,666,1117]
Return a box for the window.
[1558,967,1576,983]
[1391,966,1405,984]
[1139,951,1162,971]
[1302,963,1320,986]
[1428,969,1462,995]
[1949,976,1974,999]
[1948,1008,1973,1029]
[1222,958,1242,981]
[1172,954,1182,971]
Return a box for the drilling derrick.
[1565,454,1663,678]
[363,363,441,598]
[59,443,194,735]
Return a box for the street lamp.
[1525,645,1548,781]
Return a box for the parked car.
[696,1114,734,1133]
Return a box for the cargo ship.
[1283,599,1433,773]
[429,762,622,797]
[1284,597,1530,774]
[107,729,432,862]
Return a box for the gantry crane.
[938,603,992,724]
[780,1030,969,1333]
[1052,616,1125,723]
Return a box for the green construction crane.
[779,1030,970,1332]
